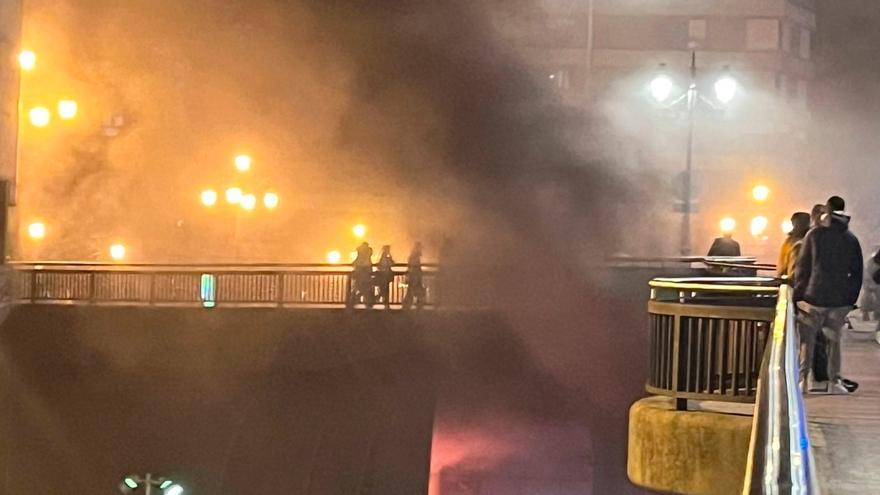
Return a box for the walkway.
[808,318,880,494]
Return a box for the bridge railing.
[647,277,778,409]
[8,263,436,308]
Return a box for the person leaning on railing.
[792,196,864,395]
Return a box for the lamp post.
[119,473,183,495]
[650,52,738,256]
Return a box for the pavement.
[807,318,880,494]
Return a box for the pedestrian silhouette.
[403,242,426,310]
[375,245,395,309]
[348,242,374,308]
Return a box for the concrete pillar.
[0,0,21,184]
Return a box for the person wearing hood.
[794,196,864,394]
[778,212,811,280]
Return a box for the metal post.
[144,473,153,495]
[681,51,697,256]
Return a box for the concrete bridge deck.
[808,319,880,494]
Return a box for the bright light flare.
[352,224,367,239]
[719,217,736,234]
[201,189,218,207]
[27,222,46,240]
[110,244,126,261]
[263,192,279,209]
[650,75,673,103]
[29,107,51,127]
[326,250,342,264]
[241,193,257,211]
[750,216,769,237]
[782,219,794,235]
[752,184,770,202]
[225,187,243,204]
[165,485,184,495]
[234,154,252,172]
[57,100,78,120]
[714,76,738,104]
[19,50,36,71]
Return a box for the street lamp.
[110,243,126,261]
[27,222,46,240]
[650,54,739,255]
[18,50,36,71]
[720,217,736,235]
[752,184,770,202]
[58,100,78,120]
[750,216,769,237]
[327,250,342,264]
[263,192,279,210]
[234,154,252,172]
[225,187,243,204]
[119,474,184,495]
[782,218,794,235]
[200,189,218,207]
[352,224,367,239]
[28,106,51,127]
[240,193,257,211]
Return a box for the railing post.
[276,273,284,307]
[672,313,686,411]
[88,272,96,304]
[148,272,156,305]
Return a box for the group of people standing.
[347,241,427,310]
[777,195,878,395]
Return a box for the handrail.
[742,284,820,494]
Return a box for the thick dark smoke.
[18,0,648,493]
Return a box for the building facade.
[498,0,817,258]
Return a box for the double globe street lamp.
[119,474,183,495]
[649,52,739,256]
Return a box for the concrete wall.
[0,0,20,182]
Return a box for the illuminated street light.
[263,192,279,209]
[714,75,738,104]
[352,224,367,239]
[110,244,126,261]
[720,217,736,234]
[29,107,51,127]
[240,193,257,211]
[165,485,184,495]
[782,219,794,235]
[58,100,78,120]
[327,250,342,264]
[750,216,769,237]
[752,184,770,202]
[650,74,673,103]
[225,187,243,204]
[27,222,46,240]
[234,154,252,172]
[200,189,218,207]
[119,474,183,495]
[19,50,36,71]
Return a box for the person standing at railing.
[707,232,741,257]
[794,196,864,395]
[403,242,426,310]
[374,245,395,309]
[348,242,375,308]
[778,212,811,279]
[859,248,880,322]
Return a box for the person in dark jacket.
[707,233,741,257]
[778,212,811,279]
[374,245,395,309]
[794,196,863,394]
[403,242,426,310]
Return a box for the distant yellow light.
[19,50,36,71]
[57,100,78,120]
[27,222,46,240]
[241,193,257,211]
[110,244,126,261]
[263,192,279,209]
[752,184,770,202]
[225,187,243,204]
[29,107,51,127]
[719,217,736,234]
[782,219,794,235]
[326,250,342,264]
[352,224,367,239]
[201,189,218,207]
[234,154,252,172]
[751,216,769,236]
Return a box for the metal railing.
[8,263,436,308]
[647,277,778,409]
[743,284,819,494]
